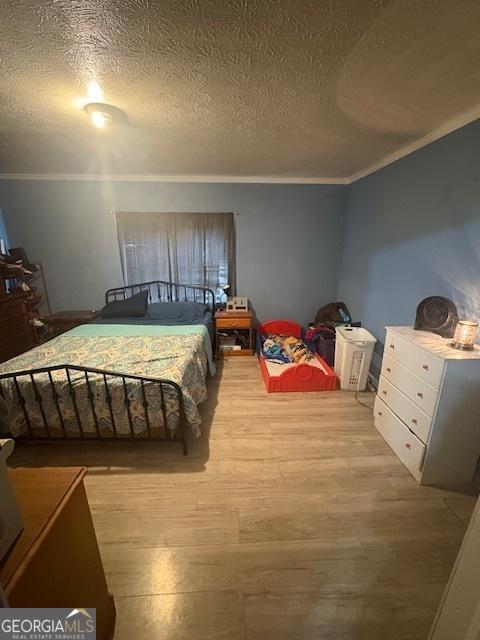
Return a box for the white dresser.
[374,326,480,485]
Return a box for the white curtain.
[115,212,236,301]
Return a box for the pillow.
[146,301,208,323]
[100,290,148,319]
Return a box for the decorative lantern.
[451,320,479,351]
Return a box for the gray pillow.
[101,290,148,318]
[146,301,208,323]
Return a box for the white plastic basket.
[334,327,377,391]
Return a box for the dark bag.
[314,302,351,326]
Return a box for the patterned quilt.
[0,334,209,438]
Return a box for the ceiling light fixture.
[91,110,110,129]
[87,80,104,103]
[84,102,126,129]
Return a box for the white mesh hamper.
[334,327,377,391]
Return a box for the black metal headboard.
[105,280,216,310]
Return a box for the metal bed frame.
[105,280,215,308]
[0,280,216,455]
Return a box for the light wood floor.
[11,358,478,639]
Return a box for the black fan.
[414,296,458,338]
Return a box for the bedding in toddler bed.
[260,333,315,364]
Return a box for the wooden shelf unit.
[0,257,51,348]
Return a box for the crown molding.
[349,103,480,183]
[0,173,349,185]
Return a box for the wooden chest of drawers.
[374,326,480,485]
[0,294,35,363]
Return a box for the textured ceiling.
[1,0,480,178]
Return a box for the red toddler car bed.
[257,320,338,393]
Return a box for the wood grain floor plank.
[85,474,199,509]
[113,589,245,640]
[108,538,371,597]
[244,583,441,640]
[239,497,464,544]
[91,504,239,548]
[197,477,360,509]
[279,454,405,476]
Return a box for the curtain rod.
[111,211,239,215]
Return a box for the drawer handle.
[382,390,387,396]
[411,418,418,425]
[377,411,383,417]
[389,344,395,350]
[417,392,423,399]
[422,364,429,371]
[405,443,411,450]
[386,367,391,373]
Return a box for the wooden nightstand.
[43,309,99,338]
[215,310,254,356]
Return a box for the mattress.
[91,311,214,341]
[263,355,332,376]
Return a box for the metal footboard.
[0,364,188,455]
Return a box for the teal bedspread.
[67,323,216,376]
[1,324,215,438]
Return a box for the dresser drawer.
[374,396,426,482]
[216,317,251,329]
[385,330,444,388]
[0,329,35,363]
[377,375,432,444]
[381,353,438,417]
[0,313,31,337]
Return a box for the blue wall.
[338,119,480,373]
[0,181,347,323]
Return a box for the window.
[115,212,236,301]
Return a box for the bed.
[257,320,337,393]
[0,281,216,454]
